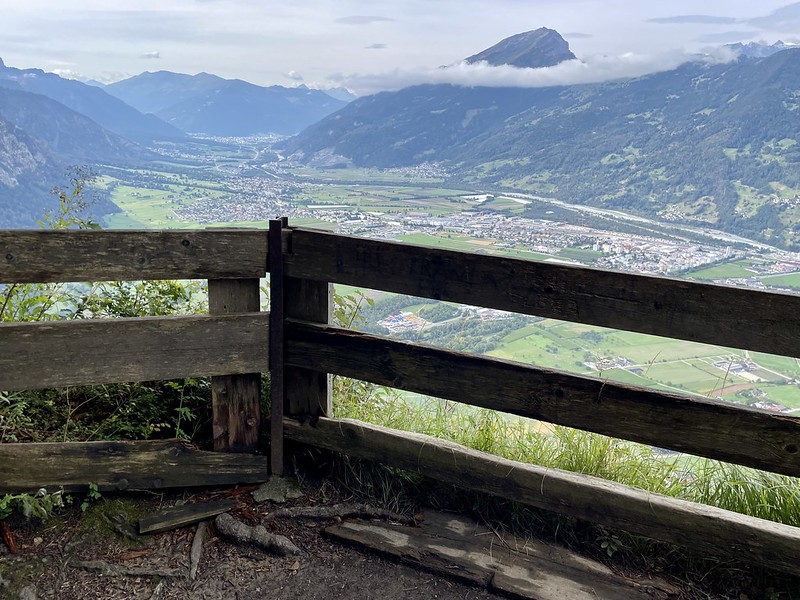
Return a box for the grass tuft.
[334,386,800,526]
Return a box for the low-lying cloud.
[331,49,735,96]
[140,51,161,59]
[336,16,394,25]
[365,43,387,49]
[748,2,800,30]
[650,2,800,32]
[695,30,759,43]
[649,15,737,25]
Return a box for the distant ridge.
[283,42,800,250]
[725,40,797,58]
[0,59,184,144]
[465,28,577,68]
[0,85,149,226]
[107,71,350,136]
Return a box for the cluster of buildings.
[335,208,735,275]
[378,312,432,333]
[377,305,513,333]
[586,356,634,372]
[142,157,800,284]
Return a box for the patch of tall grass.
[334,385,800,527]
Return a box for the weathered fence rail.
[284,320,800,477]
[285,228,800,357]
[0,228,271,490]
[2,223,800,574]
[1,313,269,391]
[285,417,800,575]
[0,229,268,282]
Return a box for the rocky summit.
[464,27,577,69]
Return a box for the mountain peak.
[725,40,798,59]
[465,28,576,69]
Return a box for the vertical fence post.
[268,219,332,475]
[268,219,286,476]
[285,270,333,419]
[208,278,262,453]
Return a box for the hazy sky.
[2,0,799,94]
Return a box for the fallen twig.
[149,581,165,600]
[189,521,208,580]
[1,521,18,554]
[264,503,415,525]
[215,513,301,556]
[73,559,184,578]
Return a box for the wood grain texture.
[0,313,269,391]
[326,512,660,599]
[285,228,800,358]
[287,417,800,575]
[286,322,800,477]
[285,276,332,418]
[0,440,268,494]
[269,220,286,475]
[139,499,235,534]
[0,229,268,283]
[209,279,263,453]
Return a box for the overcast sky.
[2,0,799,94]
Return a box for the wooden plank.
[0,440,268,494]
[0,313,269,391]
[285,228,800,358]
[287,417,800,575]
[0,229,268,283]
[285,277,332,418]
[209,279,262,453]
[326,511,666,599]
[269,219,286,475]
[138,499,235,534]
[285,322,800,477]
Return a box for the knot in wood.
[527,391,542,410]
[4,253,12,261]
[181,239,191,247]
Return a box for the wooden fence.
[0,229,271,490]
[2,223,800,574]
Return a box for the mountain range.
[281,31,800,249]
[0,60,351,225]
[2,29,800,248]
[106,72,348,136]
[0,78,152,225]
[0,59,183,144]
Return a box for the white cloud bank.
[331,48,737,96]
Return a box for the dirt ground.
[0,483,506,600]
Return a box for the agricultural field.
[396,232,558,262]
[685,260,758,280]
[285,166,446,184]
[299,185,478,217]
[386,306,800,410]
[760,272,800,290]
[97,166,235,229]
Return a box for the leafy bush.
[1,170,212,445]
